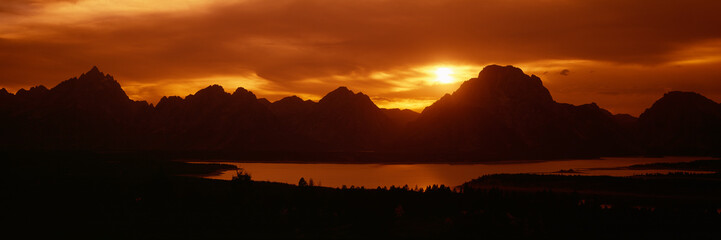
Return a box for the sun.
[434,67,454,84]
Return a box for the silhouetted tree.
[298,177,307,187]
[231,168,251,183]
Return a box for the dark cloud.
[560,69,570,76]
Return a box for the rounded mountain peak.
[641,91,719,119]
[319,86,368,103]
[318,86,379,112]
[656,91,718,109]
[275,95,305,104]
[661,91,711,102]
[477,64,526,78]
[451,64,554,106]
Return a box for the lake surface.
[194,156,716,188]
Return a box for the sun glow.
[434,67,454,84]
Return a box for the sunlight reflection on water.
[191,156,716,188]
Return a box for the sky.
[1,0,720,116]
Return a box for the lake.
[193,156,716,188]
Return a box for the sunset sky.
[1,0,720,115]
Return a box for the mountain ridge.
[1,65,718,159]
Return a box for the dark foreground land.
[4,153,721,239]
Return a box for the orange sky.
[1,0,720,115]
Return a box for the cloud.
[1,0,720,114]
[0,0,77,14]
[560,69,570,76]
[525,60,721,116]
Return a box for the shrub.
[231,168,251,183]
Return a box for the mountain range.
[1,65,719,160]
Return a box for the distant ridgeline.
[1,65,720,160]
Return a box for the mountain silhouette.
[0,88,15,109]
[292,87,395,150]
[153,85,290,150]
[269,95,316,119]
[638,91,721,155]
[14,85,49,100]
[0,65,716,159]
[0,88,16,125]
[381,108,419,127]
[1,67,151,150]
[401,65,634,159]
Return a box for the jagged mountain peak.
[77,66,115,82]
[156,95,184,109]
[330,86,352,94]
[50,66,128,101]
[15,85,49,97]
[1,64,716,157]
[320,86,355,102]
[232,87,258,101]
[0,88,13,102]
[194,84,227,96]
[87,65,101,75]
[319,86,376,108]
